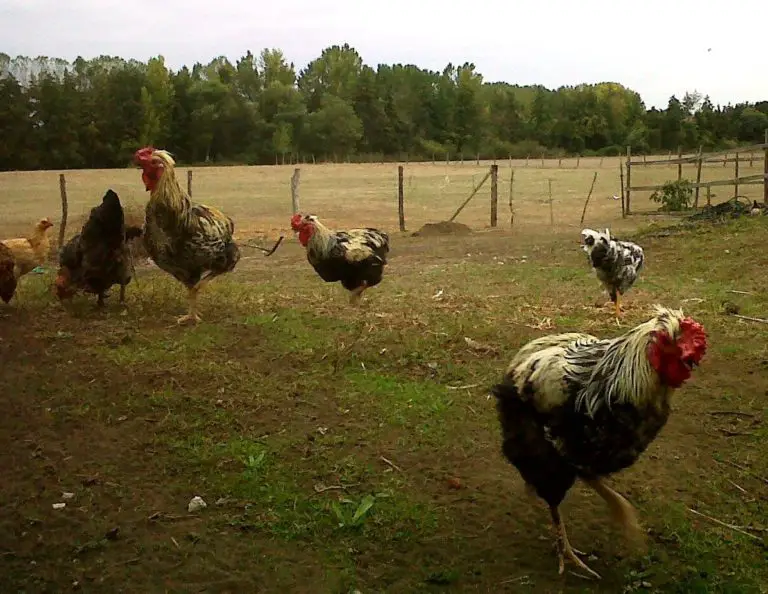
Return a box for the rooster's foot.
[176,313,202,325]
[552,506,601,580]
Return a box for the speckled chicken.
[133,147,241,324]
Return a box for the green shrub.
[650,179,694,211]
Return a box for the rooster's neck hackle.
[307,219,336,258]
[574,305,685,416]
[150,150,190,214]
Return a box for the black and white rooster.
[581,228,644,318]
[290,213,390,305]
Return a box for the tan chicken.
[2,218,55,279]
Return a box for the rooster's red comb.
[133,146,156,165]
[290,213,304,231]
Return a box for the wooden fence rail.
[624,131,768,214]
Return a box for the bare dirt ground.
[0,211,766,593]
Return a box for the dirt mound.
[412,221,473,237]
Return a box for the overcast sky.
[0,0,762,109]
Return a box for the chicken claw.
[551,506,601,580]
[176,313,202,325]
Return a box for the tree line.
[1,45,767,171]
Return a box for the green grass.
[1,218,767,592]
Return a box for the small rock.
[188,496,207,513]
[52,502,66,510]
[61,492,75,500]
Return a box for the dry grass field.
[2,155,765,240]
[0,158,767,593]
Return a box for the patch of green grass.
[163,430,439,545]
[623,503,768,593]
[341,368,456,437]
[242,307,355,352]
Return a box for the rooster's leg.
[176,285,203,325]
[119,284,126,304]
[583,478,643,544]
[96,293,106,308]
[550,506,601,579]
[349,282,368,306]
[614,294,622,318]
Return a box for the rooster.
[581,228,644,318]
[2,218,54,279]
[491,306,707,578]
[133,147,241,324]
[0,242,18,304]
[290,214,389,305]
[55,189,143,307]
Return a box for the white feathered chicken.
[581,228,644,318]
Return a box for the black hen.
[55,189,143,306]
[0,242,17,304]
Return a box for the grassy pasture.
[0,160,767,593]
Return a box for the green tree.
[303,95,362,158]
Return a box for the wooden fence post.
[694,145,703,208]
[397,165,405,232]
[764,129,768,205]
[579,171,599,226]
[290,168,301,214]
[58,173,67,251]
[734,152,740,198]
[619,161,626,218]
[677,146,683,181]
[508,169,515,227]
[187,170,193,197]
[490,164,498,227]
[449,170,492,222]
[547,179,554,226]
[625,146,632,215]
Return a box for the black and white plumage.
[581,228,644,317]
[291,214,389,305]
[491,306,708,578]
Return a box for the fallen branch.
[713,458,768,486]
[244,235,284,256]
[727,290,753,295]
[447,383,480,390]
[726,479,748,495]
[718,428,755,437]
[687,508,761,542]
[313,482,359,494]
[708,411,756,418]
[380,456,403,472]
[731,313,768,324]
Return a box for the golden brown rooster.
[133,147,240,324]
[491,306,707,578]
